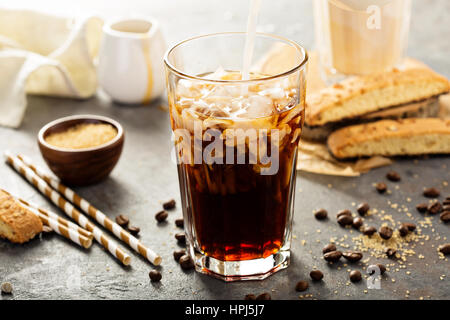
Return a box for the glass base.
[190,247,290,282]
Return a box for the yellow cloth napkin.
[0,9,103,128]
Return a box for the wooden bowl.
[38,115,124,186]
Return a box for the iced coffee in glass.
[164,33,308,281]
[314,0,411,82]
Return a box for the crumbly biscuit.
[306,68,450,126]
[327,118,450,159]
[0,190,43,243]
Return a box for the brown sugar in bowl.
[38,115,124,186]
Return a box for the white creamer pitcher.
[98,17,166,104]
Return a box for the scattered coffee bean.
[342,251,363,262]
[149,270,162,282]
[1,282,12,294]
[375,182,387,193]
[423,188,440,198]
[175,218,184,228]
[349,270,362,282]
[173,249,186,261]
[363,226,377,236]
[310,270,324,281]
[379,226,393,240]
[386,248,397,258]
[127,226,140,236]
[163,199,176,210]
[386,171,401,182]
[416,203,428,213]
[402,222,416,232]
[175,232,186,243]
[295,280,309,292]
[322,243,337,254]
[356,202,370,216]
[179,255,194,269]
[256,292,271,300]
[336,209,352,219]
[337,215,353,227]
[376,264,387,275]
[443,205,450,212]
[438,243,450,255]
[42,225,53,234]
[323,250,342,262]
[155,210,168,223]
[115,214,129,227]
[352,217,364,229]
[314,208,328,220]
[443,197,450,206]
[244,294,256,300]
[398,224,409,237]
[428,201,442,215]
[440,211,450,223]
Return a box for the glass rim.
[163,32,308,84]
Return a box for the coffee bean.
[443,205,450,212]
[1,282,12,294]
[173,249,186,261]
[356,202,370,216]
[386,248,397,258]
[369,264,386,275]
[256,293,271,300]
[398,225,409,237]
[375,182,387,193]
[443,197,450,206]
[163,199,176,210]
[115,214,129,227]
[295,280,309,292]
[244,294,256,300]
[322,243,337,254]
[175,232,186,243]
[440,211,450,223]
[342,251,363,262]
[336,209,352,219]
[428,201,442,214]
[377,264,387,275]
[423,188,440,198]
[127,226,140,236]
[416,203,428,213]
[155,210,168,223]
[349,270,362,282]
[402,222,416,232]
[386,171,401,182]
[310,270,324,281]
[42,225,53,234]
[363,226,377,236]
[323,250,342,262]
[179,255,194,269]
[379,226,393,240]
[175,218,184,228]
[149,270,162,282]
[438,244,450,255]
[337,215,353,227]
[314,209,328,220]
[352,217,364,229]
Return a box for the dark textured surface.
[1,0,449,300]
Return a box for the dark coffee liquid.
[176,108,304,261]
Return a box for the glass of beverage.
[164,32,308,281]
[314,0,411,83]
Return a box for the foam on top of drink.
[175,69,298,120]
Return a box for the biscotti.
[327,118,450,159]
[0,189,43,243]
[306,68,450,127]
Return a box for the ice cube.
[241,95,274,118]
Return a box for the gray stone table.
[0,0,449,300]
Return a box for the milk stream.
[242,0,262,81]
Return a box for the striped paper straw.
[17,154,162,266]
[14,196,93,240]
[4,151,131,266]
[25,204,93,249]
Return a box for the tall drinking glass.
[164,33,308,281]
[314,0,411,83]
